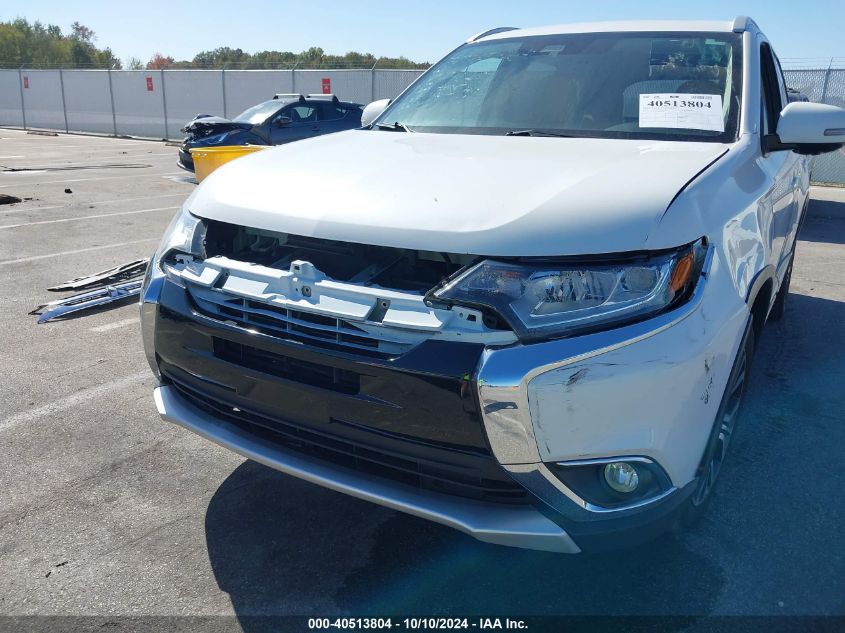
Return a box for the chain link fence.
[783,60,845,185]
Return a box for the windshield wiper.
[505,129,576,137]
[376,121,414,132]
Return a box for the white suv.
[141,18,845,552]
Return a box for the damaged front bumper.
[154,383,580,552]
[177,145,194,172]
[141,245,749,552]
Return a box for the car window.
[288,105,318,123]
[760,43,783,135]
[233,101,284,125]
[318,103,347,121]
[772,52,789,108]
[378,31,743,142]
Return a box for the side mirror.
[767,102,845,155]
[275,116,292,127]
[361,98,391,128]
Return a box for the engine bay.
[203,219,479,294]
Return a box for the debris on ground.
[32,259,149,323]
[64,188,72,194]
[45,561,69,578]
[0,194,22,205]
[31,279,144,323]
[48,258,149,292]
[4,163,151,173]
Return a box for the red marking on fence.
[321,78,331,94]
[146,76,154,92]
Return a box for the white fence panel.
[294,70,373,103]
[21,70,64,130]
[163,70,225,139]
[224,70,293,118]
[2,68,424,138]
[0,70,24,127]
[63,70,113,135]
[374,70,424,101]
[111,71,166,138]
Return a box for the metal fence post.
[820,57,834,103]
[221,68,228,118]
[160,68,169,140]
[107,67,118,137]
[371,59,377,102]
[17,67,27,129]
[58,67,69,133]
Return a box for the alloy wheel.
[691,334,749,507]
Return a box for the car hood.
[186,130,727,256]
[181,115,252,134]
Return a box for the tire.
[678,319,755,528]
[768,254,794,322]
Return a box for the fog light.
[604,462,639,493]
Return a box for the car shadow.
[203,292,845,626]
[205,460,723,623]
[803,199,845,245]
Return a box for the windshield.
[234,101,284,125]
[378,32,742,142]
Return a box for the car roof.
[474,19,753,43]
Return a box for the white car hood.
[187,130,727,256]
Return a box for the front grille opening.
[204,218,480,293]
[165,372,528,505]
[187,287,409,358]
[213,338,361,395]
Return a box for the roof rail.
[732,16,760,33]
[273,93,306,102]
[467,27,519,43]
[305,93,340,103]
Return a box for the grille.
[186,282,413,358]
[166,372,528,505]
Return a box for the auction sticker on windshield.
[638,93,724,132]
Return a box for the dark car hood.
[181,115,252,134]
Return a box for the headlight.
[157,206,205,261]
[429,239,707,341]
[145,206,205,287]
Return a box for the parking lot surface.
[0,130,843,621]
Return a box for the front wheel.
[678,319,755,527]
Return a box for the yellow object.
[189,145,268,183]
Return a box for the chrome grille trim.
[186,282,416,356]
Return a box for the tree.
[97,47,121,69]
[146,53,174,70]
[193,46,248,68]
[0,18,120,68]
[0,18,430,70]
[70,21,95,43]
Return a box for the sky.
[3,0,844,66]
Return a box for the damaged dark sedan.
[178,93,363,172]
